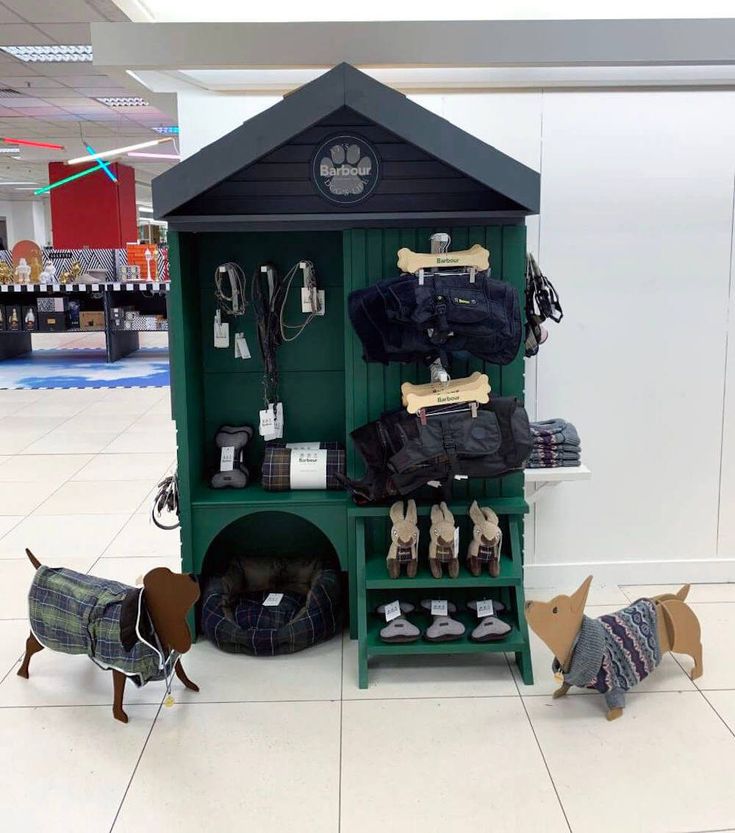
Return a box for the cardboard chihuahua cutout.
[18,549,200,724]
[526,576,703,721]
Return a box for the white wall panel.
[535,91,735,571]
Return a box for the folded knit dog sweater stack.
[527,418,581,468]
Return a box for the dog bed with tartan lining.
[200,555,342,656]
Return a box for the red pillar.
[48,161,138,248]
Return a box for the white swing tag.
[259,407,275,436]
[213,310,229,348]
[220,445,235,472]
[259,403,284,440]
[476,599,495,618]
[384,600,401,622]
[430,599,448,617]
[234,332,251,359]
[263,592,283,607]
[453,526,460,554]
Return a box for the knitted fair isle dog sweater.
[553,599,661,709]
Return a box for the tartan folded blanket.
[262,442,345,491]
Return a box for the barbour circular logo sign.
[312,134,380,205]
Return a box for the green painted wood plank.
[365,554,521,588]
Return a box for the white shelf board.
[524,464,591,483]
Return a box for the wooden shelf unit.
[155,63,540,688]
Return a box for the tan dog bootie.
[467,500,502,577]
[429,502,458,578]
[387,500,419,578]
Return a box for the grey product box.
[37,296,67,313]
[37,296,57,312]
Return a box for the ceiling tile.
[35,22,92,43]
[0,76,65,89]
[0,4,24,24]
[0,24,54,46]
[59,74,120,87]
[1,0,102,24]
[0,97,45,107]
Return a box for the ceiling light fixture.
[137,205,154,213]
[96,96,150,107]
[152,126,179,135]
[0,45,93,63]
[34,165,102,196]
[66,137,173,166]
[0,147,20,154]
[3,137,65,150]
[127,151,180,160]
[0,181,37,185]
[84,143,117,184]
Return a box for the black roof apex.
[152,62,540,219]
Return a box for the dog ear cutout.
[405,499,417,526]
[389,501,405,525]
[439,502,454,525]
[468,500,484,526]
[143,568,199,654]
[430,505,443,525]
[569,575,593,614]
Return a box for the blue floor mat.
[0,348,170,389]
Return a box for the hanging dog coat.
[341,396,533,502]
[348,269,522,366]
[28,566,172,687]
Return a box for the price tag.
[476,599,495,618]
[383,600,401,622]
[65,284,73,291]
[430,599,448,617]
[259,407,276,436]
[92,284,100,291]
[453,526,460,554]
[40,284,47,292]
[220,445,235,472]
[153,282,160,290]
[28,284,35,292]
[1,285,8,293]
[78,284,86,292]
[234,332,251,360]
[113,282,121,291]
[126,283,134,291]
[14,284,21,291]
[263,593,283,607]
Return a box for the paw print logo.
[313,134,380,204]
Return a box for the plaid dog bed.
[28,566,172,686]
[262,442,345,491]
[201,561,342,656]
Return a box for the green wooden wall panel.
[202,370,346,477]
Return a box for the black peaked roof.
[153,63,540,224]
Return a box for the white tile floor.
[0,385,734,833]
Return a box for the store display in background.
[11,240,43,283]
[0,247,169,284]
[80,311,105,330]
[126,243,158,280]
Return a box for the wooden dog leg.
[174,661,199,692]
[17,632,43,679]
[690,642,704,681]
[606,707,623,721]
[112,670,128,724]
[553,682,571,699]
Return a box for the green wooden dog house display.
[153,63,540,687]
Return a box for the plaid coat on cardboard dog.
[28,566,170,687]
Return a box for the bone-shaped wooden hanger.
[397,243,490,275]
[401,371,491,414]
